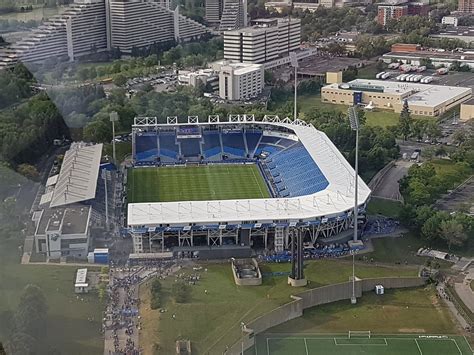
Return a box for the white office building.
[219,61,264,100]
[223,18,301,64]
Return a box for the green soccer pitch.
[250,333,474,355]
[127,164,271,203]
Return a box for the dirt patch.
[398,328,426,333]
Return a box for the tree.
[324,42,346,56]
[77,67,90,82]
[150,278,162,309]
[421,211,448,241]
[425,121,441,141]
[172,281,190,303]
[439,219,467,250]
[17,164,39,180]
[452,129,466,145]
[398,100,412,141]
[113,74,127,87]
[411,119,426,141]
[83,115,112,143]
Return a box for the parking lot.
[126,72,177,93]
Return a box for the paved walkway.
[437,282,470,330]
[104,263,178,355]
[454,267,474,313]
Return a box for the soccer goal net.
[348,331,371,339]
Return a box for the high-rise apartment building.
[459,0,474,12]
[223,18,301,64]
[205,0,247,31]
[0,0,210,68]
[377,1,429,26]
[377,4,408,26]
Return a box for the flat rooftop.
[383,50,474,61]
[36,204,91,236]
[223,62,263,75]
[297,56,371,76]
[324,79,472,108]
[225,17,299,35]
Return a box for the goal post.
[348,331,371,339]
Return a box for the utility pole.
[290,52,298,120]
[240,322,245,354]
[110,111,119,164]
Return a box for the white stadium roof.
[50,143,103,208]
[127,117,371,226]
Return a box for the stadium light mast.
[290,52,298,120]
[348,106,359,305]
[348,106,359,243]
[110,111,119,164]
[101,169,109,231]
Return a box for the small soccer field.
[251,333,474,355]
[127,164,271,203]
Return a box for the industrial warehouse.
[321,79,472,116]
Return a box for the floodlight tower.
[348,106,359,243]
[348,106,359,305]
[110,111,119,164]
[290,52,298,120]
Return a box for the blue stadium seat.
[135,133,158,162]
[221,130,246,157]
[245,131,262,156]
[202,131,222,159]
[180,139,202,157]
[262,143,329,197]
[159,133,179,160]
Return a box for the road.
[371,160,413,201]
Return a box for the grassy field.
[253,333,472,355]
[127,164,270,203]
[0,238,104,354]
[366,197,403,218]
[267,286,456,336]
[139,260,419,354]
[363,233,425,266]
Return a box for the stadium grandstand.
[126,115,371,259]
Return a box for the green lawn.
[140,260,418,354]
[363,233,424,266]
[253,333,471,355]
[127,164,270,203]
[430,159,472,183]
[0,238,104,354]
[264,286,457,337]
[366,197,403,218]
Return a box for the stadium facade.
[126,115,371,258]
[0,0,210,68]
